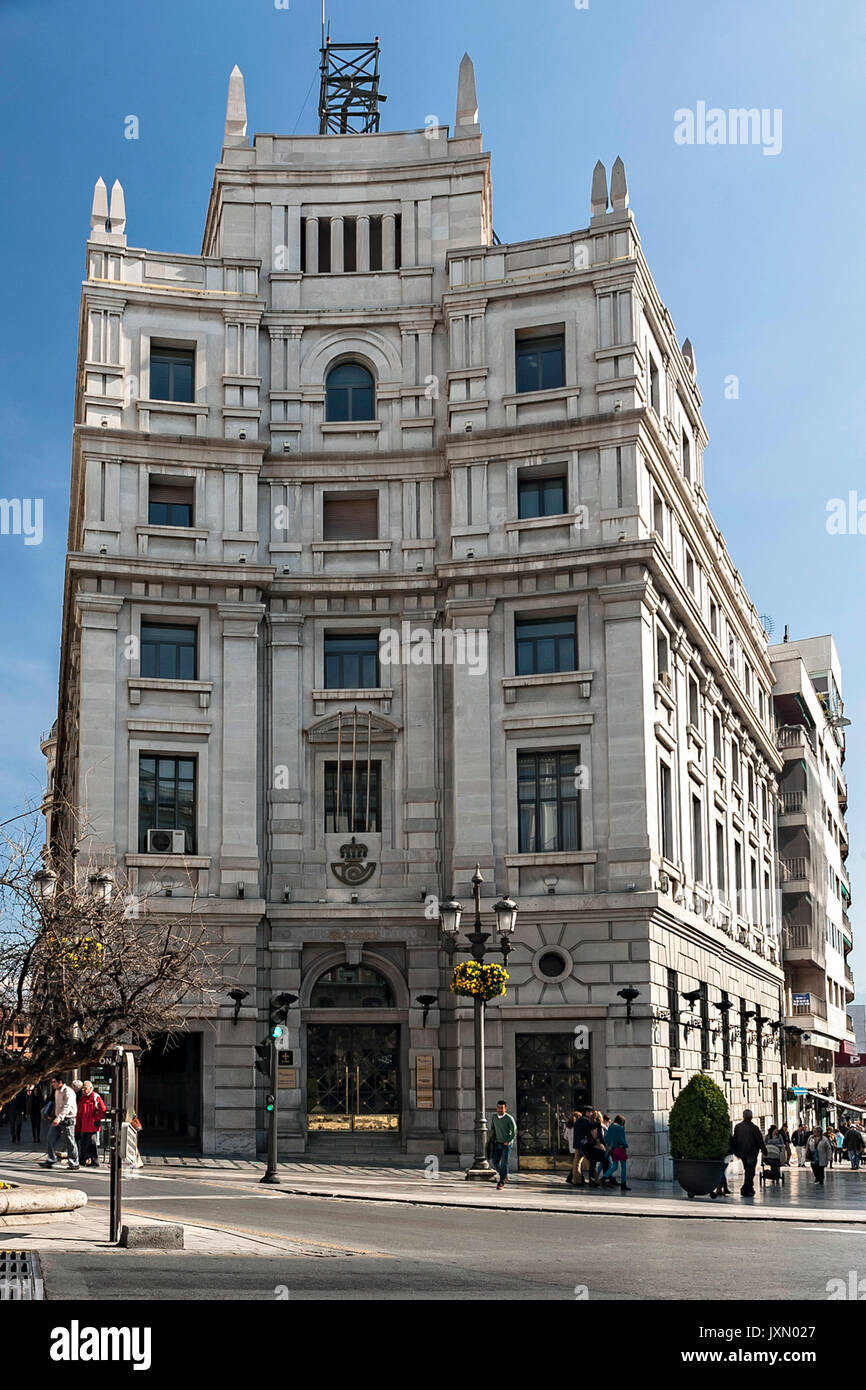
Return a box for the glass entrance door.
[515,1032,591,1169]
[307,1024,400,1133]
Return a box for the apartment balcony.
[782,918,825,968]
[845,962,856,1000]
[778,856,810,891]
[777,726,815,756]
[786,993,828,1029]
[779,790,806,815]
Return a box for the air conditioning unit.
[146,828,185,855]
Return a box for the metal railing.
[780,791,806,814]
[792,994,828,1020]
[778,857,808,883]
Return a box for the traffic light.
[268,992,297,1040]
[254,1041,270,1078]
[265,1094,275,1113]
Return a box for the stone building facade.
[50,55,786,1176]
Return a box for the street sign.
[278,1066,298,1089]
[792,993,810,1006]
[790,1086,808,1095]
[278,1050,294,1066]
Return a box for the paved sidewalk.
[4,1145,865,1224]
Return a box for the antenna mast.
[318,17,386,135]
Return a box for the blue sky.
[1,0,864,993]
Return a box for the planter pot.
[672,1157,728,1199]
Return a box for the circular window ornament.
[533,948,572,983]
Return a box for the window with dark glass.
[517,472,567,519]
[325,362,375,421]
[517,750,580,853]
[692,794,704,882]
[682,429,691,482]
[310,964,393,1008]
[740,999,749,1073]
[667,968,681,1068]
[150,347,194,403]
[140,624,197,681]
[721,994,731,1072]
[715,820,727,896]
[699,983,710,1070]
[713,713,722,762]
[324,760,381,833]
[657,631,669,677]
[515,617,576,676]
[660,759,673,860]
[138,755,196,852]
[649,357,660,413]
[688,676,700,727]
[516,333,565,394]
[322,494,378,540]
[148,480,194,528]
[324,634,379,689]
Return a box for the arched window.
[325,362,375,422]
[310,964,394,1008]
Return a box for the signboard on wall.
[416,1055,434,1109]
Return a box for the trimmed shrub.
[668,1073,731,1160]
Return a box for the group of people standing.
[564,1108,631,1191]
[2,1076,107,1169]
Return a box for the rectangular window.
[517,749,581,853]
[150,347,194,403]
[682,429,691,482]
[692,794,704,882]
[721,994,732,1072]
[750,858,758,923]
[747,764,755,806]
[148,480,194,528]
[735,841,743,915]
[656,630,669,678]
[516,333,565,394]
[715,820,727,896]
[731,740,741,787]
[138,755,196,853]
[699,983,710,1071]
[659,759,673,860]
[652,491,664,537]
[761,783,769,821]
[140,623,197,681]
[709,601,719,639]
[322,495,378,541]
[324,760,381,833]
[515,617,577,676]
[713,713,722,763]
[688,675,699,728]
[649,358,660,413]
[517,473,567,519]
[740,1000,749,1073]
[685,553,696,594]
[667,967,681,1068]
[324,633,379,690]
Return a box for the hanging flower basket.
[450,961,509,1001]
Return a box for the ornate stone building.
[50,53,786,1176]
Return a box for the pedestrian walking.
[489,1099,517,1191]
[39,1076,79,1170]
[27,1085,43,1144]
[791,1121,809,1166]
[732,1108,767,1197]
[74,1081,106,1167]
[834,1127,846,1166]
[844,1123,864,1170]
[7,1088,27,1143]
[807,1128,833,1184]
[604,1113,631,1191]
[584,1111,609,1187]
[778,1123,792,1165]
[570,1106,594,1187]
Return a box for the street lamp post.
[438,865,517,1181]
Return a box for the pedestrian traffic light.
[265,1094,275,1113]
[268,992,297,1039]
[254,1041,270,1078]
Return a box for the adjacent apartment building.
[48,51,789,1176]
[769,634,857,1125]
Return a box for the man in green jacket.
[489,1100,517,1190]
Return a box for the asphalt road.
[19,1165,866,1300]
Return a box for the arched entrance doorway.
[306,964,401,1135]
